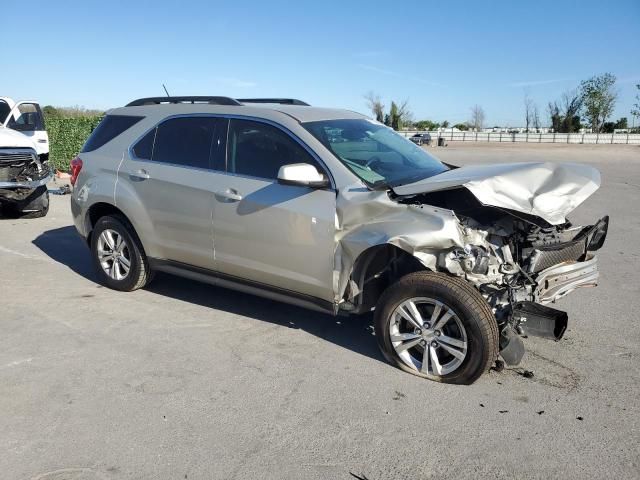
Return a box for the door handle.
[130,169,150,180]
[215,188,243,202]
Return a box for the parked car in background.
[0,97,51,217]
[71,96,608,384]
[409,132,431,146]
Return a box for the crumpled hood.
[0,126,37,149]
[391,162,601,225]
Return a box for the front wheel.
[374,272,498,384]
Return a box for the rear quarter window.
[81,115,144,152]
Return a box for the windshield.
[302,119,448,188]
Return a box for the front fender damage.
[333,185,491,306]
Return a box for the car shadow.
[32,225,98,280]
[235,183,312,216]
[32,226,384,365]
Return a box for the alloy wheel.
[389,297,468,376]
[97,229,131,281]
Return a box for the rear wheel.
[374,271,498,384]
[91,215,153,291]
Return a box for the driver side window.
[227,119,324,180]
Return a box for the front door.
[211,118,336,302]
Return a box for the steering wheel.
[365,156,382,169]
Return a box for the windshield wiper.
[369,179,390,191]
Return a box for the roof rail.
[125,96,242,107]
[237,98,310,106]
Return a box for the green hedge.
[45,115,103,171]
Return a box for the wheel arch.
[85,203,141,249]
[347,243,430,314]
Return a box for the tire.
[90,215,153,291]
[7,186,50,218]
[374,271,498,384]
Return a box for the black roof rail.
[237,98,310,106]
[125,96,242,107]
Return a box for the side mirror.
[277,163,329,188]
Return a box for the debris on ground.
[512,369,535,379]
[537,410,545,415]
[48,184,71,195]
[491,359,505,372]
[350,473,370,480]
[576,416,584,421]
[392,390,405,400]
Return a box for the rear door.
[210,118,336,302]
[6,102,49,156]
[119,116,226,269]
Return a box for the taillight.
[70,157,83,185]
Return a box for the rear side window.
[228,119,320,180]
[151,117,218,169]
[132,117,225,170]
[82,115,143,152]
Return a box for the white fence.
[401,130,640,145]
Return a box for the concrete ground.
[1,143,638,480]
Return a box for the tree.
[42,105,60,117]
[453,123,469,131]
[442,120,450,128]
[385,99,412,130]
[601,117,628,133]
[548,101,561,132]
[388,101,402,130]
[524,93,534,132]
[547,90,582,132]
[631,84,640,121]
[396,100,412,130]
[415,120,440,131]
[561,90,583,133]
[532,104,541,131]
[364,91,385,123]
[580,73,617,133]
[469,105,485,131]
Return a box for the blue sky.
[4,0,639,126]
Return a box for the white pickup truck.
[0,97,52,217]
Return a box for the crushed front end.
[395,185,609,366]
[0,147,52,208]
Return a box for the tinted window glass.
[0,101,11,124]
[152,117,218,169]
[7,103,46,131]
[132,128,155,160]
[228,119,319,180]
[82,115,143,152]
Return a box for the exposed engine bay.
[393,186,609,365]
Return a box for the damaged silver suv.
[71,96,608,384]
